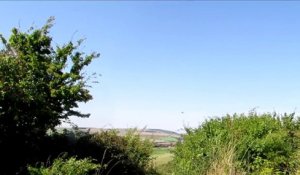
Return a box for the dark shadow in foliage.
[1,128,158,175]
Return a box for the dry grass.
[206,142,245,175]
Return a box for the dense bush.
[173,112,300,175]
[72,129,156,174]
[24,129,156,175]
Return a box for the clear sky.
[1,1,300,131]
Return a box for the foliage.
[173,112,300,175]
[24,129,157,175]
[74,129,155,174]
[28,155,100,175]
[0,17,99,140]
[124,129,155,168]
[0,17,99,174]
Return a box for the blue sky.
[1,2,300,131]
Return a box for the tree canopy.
[0,17,99,140]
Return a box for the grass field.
[152,148,174,175]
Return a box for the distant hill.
[144,129,181,137]
[56,127,182,147]
[56,127,180,136]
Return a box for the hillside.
[56,127,182,147]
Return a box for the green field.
[152,148,174,175]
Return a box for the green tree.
[0,18,99,174]
[0,17,99,140]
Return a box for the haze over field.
[2,2,300,131]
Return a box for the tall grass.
[205,141,243,175]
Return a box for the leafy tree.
[0,17,99,174]
[0,17,99,140]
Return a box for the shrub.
[34,128,156,175]
[28,156,100,175]
[173,112,300,175]
[74,129,155,174]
